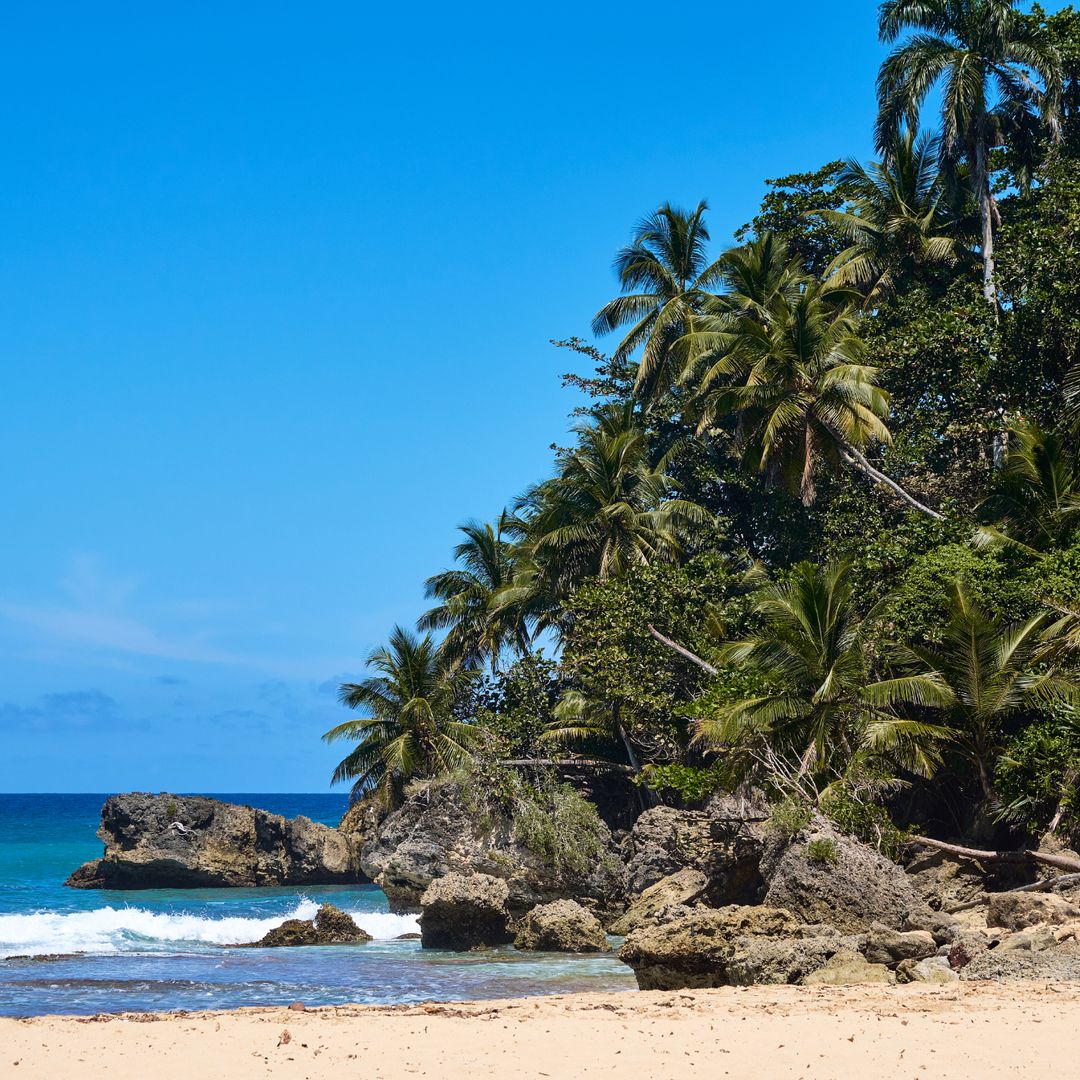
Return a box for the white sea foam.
[0,900,420,958]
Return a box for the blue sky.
[1,1,927,790]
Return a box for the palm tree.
[976,421,1080,551]
[882,583,1080,807]
[696,562,945,793]
[876,0,1062,306]
[592,201,725,405]
[821,128,971,306]
[323,627,481,805]
[419,513,532,671]
[681,236,944,518]
[513,402,714,604]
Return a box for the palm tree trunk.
[973,126,998,312]
[838,442,945,520]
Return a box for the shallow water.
[0,794,635,1016]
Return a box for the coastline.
[6,983,1080,1079]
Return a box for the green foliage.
[473,653,561,760]
[805,837,839,864]
[635,762,727,806]
[820,788,907,859]
[996,711,1080,840]
[766,797,813,839]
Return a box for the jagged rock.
[622,801,765,903]
[253,904,372,947]
[895,956,958,984]
[513,900,608,953]
[987,892,1080,931]
[961,939,1080,981]
[607,869,708,936]
[900,908,960,945]
[863,925,937,965]
[803,949,893,985]
[904,849,986,912]
[361,781,625,916]
[996,926,1058,953]
[419,872,515,950]
[65,793,362,889]
[618,905,850,990]
[761,819,931,932]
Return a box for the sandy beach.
[4,983,1078,1079]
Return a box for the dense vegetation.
[327,1,1080,849]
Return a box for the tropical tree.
[512,402,714,606]
[696,561,945,793]
[976,421,1080,551]
[883,582,1080,807]
[592,201,725,405]
[323,627,481,805]
[876,0,1063,306]
[419,513,533,670]
[821,128,971,306]
[681,235,945,518]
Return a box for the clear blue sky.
[1,1,924,790]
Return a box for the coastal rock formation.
[253,904,372,947]
[618,905,851,990]
[360,781,625,916]
[65,793,362,889]
[803,949,894,985]
[622,797,766,903]
[418,872,516,950]
[513,900,608,952]
[761,821,930,932]
[862,925,938,965]
[607,869,708,937]
[987,892,1080,931]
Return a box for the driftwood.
[946,873,1080,914]
[647,625,718,675]
[909,835,1080,874]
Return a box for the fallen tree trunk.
[647,625,718,675]
[908,835,1080,874]
[499,758,635,774]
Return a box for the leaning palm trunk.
[838,441,945,520]
[973,126,998,311]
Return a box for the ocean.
[0,794,634,1017]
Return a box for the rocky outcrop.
[252,904,372,947]
[618,905,852,990]
[418,872,516,950]
[862,925,938,965]
[803,949,893,985]
[607,869,708,937]
[622,794,766,903]
[514,900,608,952]
[761,821,930,932]
[987,892,1080,931]
[360,781,625,916]
[66,794,363,889]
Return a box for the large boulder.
[65,793,362,889]
[761,820,930,932]
[419,872,515,950]
[960,938,1080,981]
[987,892,1080,931]
[803,949,894,986]
[361,780,625,916]
[618,905,851,990]
[622,795,766,903]
[863,925,938,965]
[514,900,608,953]
[607,868,708,936]
[252,904,372,947]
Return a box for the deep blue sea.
[0,794,633,1017]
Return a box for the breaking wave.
[0,900,420,958]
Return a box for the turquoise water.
[0,794,634,1017]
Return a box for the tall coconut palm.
[976,421,1080,551]
[697,562,946,792]
[681,237,944,518]
[821,128,971,306]
[876,0,1062,306]
[419,513,533,671]
[880,583,1080,807]
[323,627,481,805]
[513,402,714,604]
[592,201,725,405]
